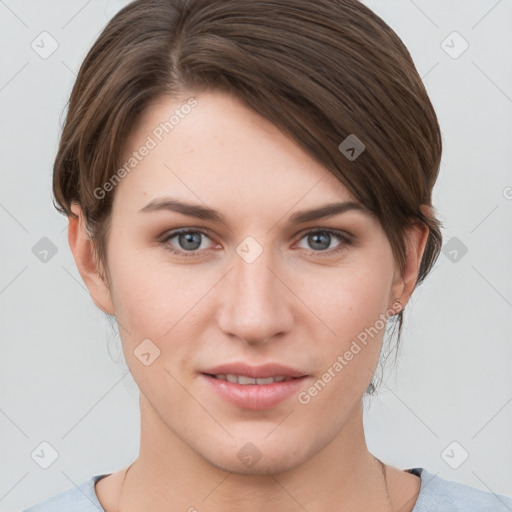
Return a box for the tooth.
[238,375,257,385]
[213,374,296,384]
[256,377,275,385]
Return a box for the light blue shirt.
[22,467,512,511]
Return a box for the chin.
[196,435,311,477]
[207,450,304,477]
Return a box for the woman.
[23,0,512,510]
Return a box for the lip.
[200,362,307,379]
[200,373,309,410]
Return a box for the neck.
[117,394,393,512]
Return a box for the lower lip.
[200,374,309,410]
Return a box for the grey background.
[1,0,511,510]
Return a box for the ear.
[68,203,115,315]
[390,205,431,309]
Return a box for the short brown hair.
[53,0,443,392]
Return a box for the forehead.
[113,90,357,213]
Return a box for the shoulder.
[411,467,512,511]
[21,474,109,512]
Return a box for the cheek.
[106,251,200,397]
[106,244,174,338]
[107,241,216,348]
[298,258,392,342]
[296,261,392,397]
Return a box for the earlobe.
[68,203,115,315]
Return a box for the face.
[85,90,408,475]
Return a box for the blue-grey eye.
[174,231,204,251]
[297,230,344,252]
[307,231,332,251]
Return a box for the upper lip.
[201,362,307,379]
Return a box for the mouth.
[199,371,309,410]
[198,362,310,409]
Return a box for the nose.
[216,243,294,345]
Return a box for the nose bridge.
[217,237,293,343]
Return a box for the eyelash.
[159,228,353,258]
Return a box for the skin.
[69,90,429,512]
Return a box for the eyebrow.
[139,197,368,224]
